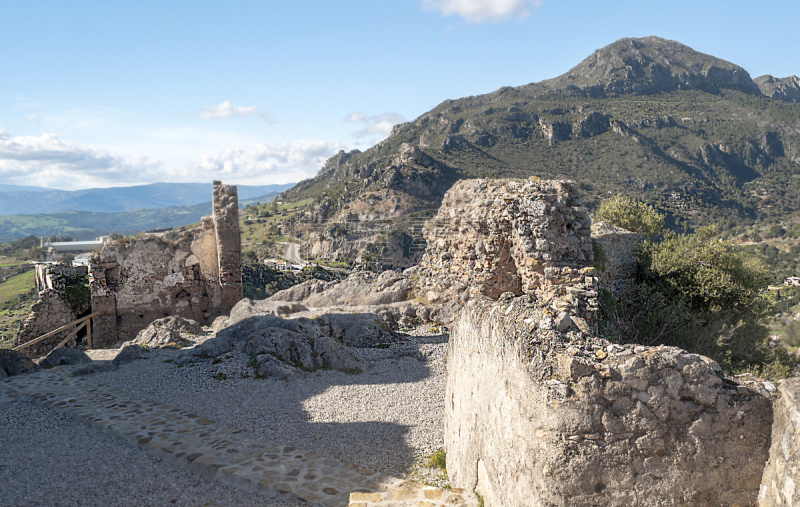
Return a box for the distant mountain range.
[0,182,294,242]
[280,36,800,264]
[0,182,295,215]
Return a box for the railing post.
[87,317,93,350]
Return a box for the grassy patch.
[0,269,34,304]
[427,448,447,471]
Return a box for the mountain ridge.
[277,36,800,265]
[0,182,295,215]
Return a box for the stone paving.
[0,365,477,507]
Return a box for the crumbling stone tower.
[88,181,243,347]
[212,181,243,310]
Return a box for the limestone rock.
[197,298,391,373]
[40,347,92,368]
[760,377,800,506]
[112,344,149,365]
[269,270,412,307]
[755,74,800,103]
[130,316,203,349]
[0,349,40,377]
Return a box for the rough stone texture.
[591,221,640,297]
[14,289,80,357]
[89,181,242,347]
[191,298,401,374]
[445,297,775,507]
[40,347,92,368]
[212,181,243,310]
[411,177,784,505]
[112,344,149,365]
[270,270,413,307]
[0,349,40,378]
[755,75,800,103]
[415,178,597,329]
[760,377,800,506]
[130,316,204,349]
[33,264,90,308]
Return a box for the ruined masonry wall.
[416,178,597,332]
[760,377,800,506]
[14,264,90,357]
[446,298,775,507]
[89,181,242,346]
[15,290,80,357]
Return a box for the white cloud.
[199,101,268,120]
[422,0,542,22]
[343,112,367,123]
[190,140,343,182]
[0,127,340,190]
[343,111,406,139]
[0,131,164,189]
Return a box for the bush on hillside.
[595,194,665,237]
[600,225,797,379]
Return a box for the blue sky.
[0,0,797,190]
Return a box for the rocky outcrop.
[129,316,204,349]
[270,270,412,307]
[572,112,611,139]
[187,298,403,377]
[0,349,40,379]
[755,75,800,103]
[40,347,92,368]
[445,297,775,507]
[760,377,800,506]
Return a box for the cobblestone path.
[1,366,477,507]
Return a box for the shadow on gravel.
[92,333,447,477]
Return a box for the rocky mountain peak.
[531,36,761,96]
[755,74,800,103]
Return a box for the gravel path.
[0,400,307,507]
[90,330,449,479]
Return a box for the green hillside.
[277,37,800,258]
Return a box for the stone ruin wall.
[760,377,800,506]
[415,178,597,332]
[89,181,242,347]
[14,264,90,357]
[446,299,775,506]
[416,177,796,506]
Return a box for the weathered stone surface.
[760,377,800,506]
[415,178,597,329]
[130,316,203,349]
[89,181,242,346]
[112,344,149,365]
[40,347,91,368]
[591,221,639,297]
[196,298,390,373]
[444,297,775,507]
[755,75,800,103]
[0,349,40,377]
[14,290,79,358]
[270,270,413,307]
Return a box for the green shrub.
[595,194,665,236]
[601,226,797,379]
